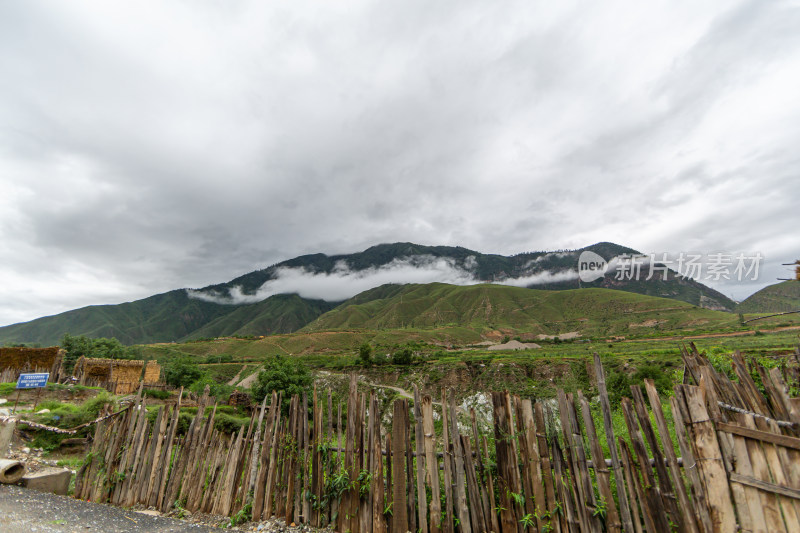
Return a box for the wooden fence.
[73,345,800,532]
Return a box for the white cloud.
[1,0,799,325]
[497,269,580,288]
[187,254,583,304]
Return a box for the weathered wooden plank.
[492,391,518,533]
[154,396,182,509]
[352,392,365,533]
[752,415,800,530]
[403,395,416,533]
[362,392,373,533]
[385,431,393,533]
[392,399,409,533]
[448,392,472,533]
[246,396,268,513]
[461,435,485,533]
[618,439,645,533]
[681,385,737,533]
[284,395,299,524]
[557,390,600,533]
[513,396,537,533]
[629,385,683,532]
[140,405,167,505]
[730,472,800,500]
[254,392,279,520]
[642,380,699,533]
[413,385,428,533]
[669,391,713,533]
[577,392,621,533]
[551,439,579,533]
[219,425,246,516]
[301,391,311,524]
[339,375,358,533]
[620,398,671,533]
[715,421,800,450]
[422,395,443,533]
[470,408,492,533]
[534,402,561,533]
[371,392,387,533]
[312,386,324,527]
[441,389,454,533]
[481,435,501,533]
[593,352,635,533]
[726,412,769,533]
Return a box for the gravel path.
[0,485,222,533]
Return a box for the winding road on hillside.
[612,324,800,343]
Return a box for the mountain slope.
[184,294,338,340]
[199,241,735,310]
[0,290,233,346]
[0,241,736,345]
[737,281,800,313]
[303,283,735,336]
[0,291,334,347]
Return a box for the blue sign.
[16,372,49,389]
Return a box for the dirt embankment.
[315,358,579,405]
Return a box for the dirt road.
[0,485,222,533]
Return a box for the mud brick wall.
[0,347,63,381]
[75,357,145,395]
[142,360,161,384]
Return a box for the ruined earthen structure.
[73,357,162,395]
[0,347,64,383]
[143,360,161,384]
[227,390,253,410]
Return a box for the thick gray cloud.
[1,0,799,326]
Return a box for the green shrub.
[214,412,248,434]
[607,363,673,404]
[163,358,205,388]
[81,392,115,419]
[189,377,234,400]
[36,400,65,411]
[251,355,312,404]
[144,388,171,400]
[392,347,413,365]
[176,411,195,435]
[60,333,141,373]
[205,354,233,364]
[358,343,373,366]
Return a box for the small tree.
[392,347,413,365]
[358,343,373,366]
[163,358,205,388]
[60,333,140,374]
[251,355,312,404]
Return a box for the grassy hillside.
[0,290,234,346]
[303,283,736,337]
[0,291,334,347]
[184,294,337,340]
[0,241,736,346]
[737,281,800,313]
[203,241,734,311]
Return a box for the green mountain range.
[736,281,800,313]
[302,283,735,336]
[0,241,736,346]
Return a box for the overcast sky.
[1,0,799,327]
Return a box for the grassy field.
[138,317,800,405]
[303,283,742,335]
